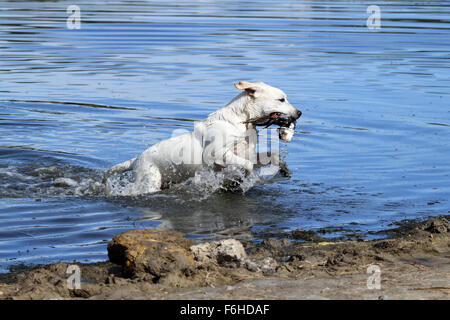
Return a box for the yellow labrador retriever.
[103,81,302,194]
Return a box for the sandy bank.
[0,215,448,300]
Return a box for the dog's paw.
[278,161,291,178]
[243,160,254,175]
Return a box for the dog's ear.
[234,81,261,97]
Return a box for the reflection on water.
[0,0,449,272]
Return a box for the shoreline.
[0,215,448,300]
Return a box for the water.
[0,0,449,272]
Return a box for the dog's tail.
[102,157,136,184]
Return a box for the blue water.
[0,0,449,272]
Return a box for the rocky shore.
[0,215,448,300]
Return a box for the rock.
[244,260,259,272]
[422,216,448,234]
[69,288,91,298]
[244,257,278,273]
[373,240,396,249]
[190,239,279,272]
[190,239,247,266]
[107,229,194,278]
[291,230,327,242]
[258,257,278,273]
[261,238,284,249]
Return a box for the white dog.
[103,81,302,194]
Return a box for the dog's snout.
[294,109,302,119]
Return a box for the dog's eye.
[279,98,285,103]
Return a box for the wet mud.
[0,215,448,300]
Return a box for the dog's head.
[234,81,302,142]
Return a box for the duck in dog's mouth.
[245,111,301,142]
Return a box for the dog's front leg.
[222,148,254,174]
[202,122,255,174]
[206,145,253,174]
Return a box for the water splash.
[0,163,104,198]
[103,164,283,199]
[0,160,285,200]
